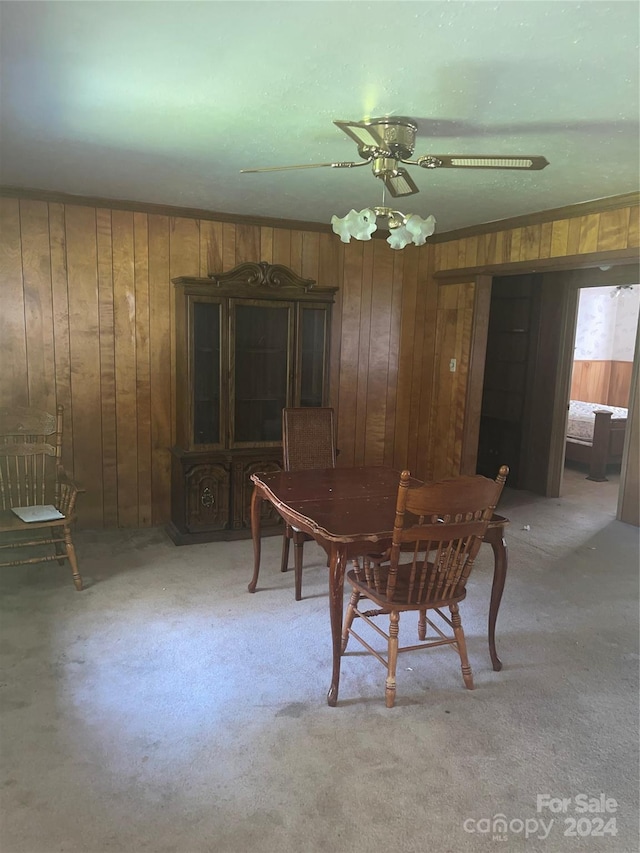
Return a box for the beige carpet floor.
[0,468,638,853]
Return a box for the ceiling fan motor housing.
[362,117,417,160]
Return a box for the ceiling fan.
[240,115,549,198]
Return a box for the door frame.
[436,251,640,522]
[430,275,492,475]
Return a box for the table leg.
[248,486,263,593]
[487,528,508,671]
[327,544,347,707]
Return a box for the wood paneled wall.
[0,195,432,528]
[434,204,639,271]
[570,360,634,408]
[1,191,637,529]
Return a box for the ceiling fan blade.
[333,119,387,151]
[416,155,549,170]
[240,160,366,174]
[383,168,420,198]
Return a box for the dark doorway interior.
[476,273,542,489]
[476,264,639,502]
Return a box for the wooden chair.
[0,405,83,590]
[281,407,337,600]
[341,465,508,707]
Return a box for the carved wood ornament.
[208,262,316,292]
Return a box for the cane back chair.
[0,405,83,590]
[341,465,508,707]
[281,407,337,600]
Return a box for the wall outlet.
[449,358,457,372]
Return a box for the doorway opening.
[563,283,640,513]
[475,266,639,517]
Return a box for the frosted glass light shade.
[386,226,412,250]
[404,214,436,245]
[331,209,377,243]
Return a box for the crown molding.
[430,192,640,243]
[0,185,335,234]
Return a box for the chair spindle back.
[0,406,63,510]
[357,466,508,605]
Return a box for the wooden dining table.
[249,466,509,707]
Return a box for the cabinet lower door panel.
[185,463,230,532]
[170,450,283,542]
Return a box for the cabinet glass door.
[298,305,329,407]
[231,300,292,445]
[191,300,222,446]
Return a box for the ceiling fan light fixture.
[331,207,436,250]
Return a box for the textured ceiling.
[1,1,638,234]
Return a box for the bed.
[565,400,628,481]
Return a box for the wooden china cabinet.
[167,261,337,544]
